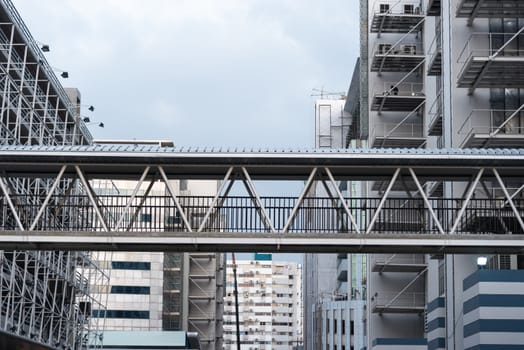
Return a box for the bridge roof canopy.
[0,145,522,180]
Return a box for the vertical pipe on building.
[231,253,241,350]
[441,0,455,348]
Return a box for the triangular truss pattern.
[0,164,522,236]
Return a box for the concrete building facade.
[353,0,524,349]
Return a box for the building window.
[92,310,150,319]
[111,285,150,294]
[111,261,151,270]
[438,260,445,296]
[141,213,152,222]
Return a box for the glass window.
[111,285,150,294]
[111,261,151,270]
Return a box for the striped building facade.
[463,270,524,350]
[426,297,445,350]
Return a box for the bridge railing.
[0,195,522,234]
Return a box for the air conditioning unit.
[404,4,414,14]
[379,3,390,13]
[401,44,417,55]
[378,43,392,55]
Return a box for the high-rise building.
[223,254,302,349]
[0,1,107,348]
[90,177,225,350]
[351,0,524,349]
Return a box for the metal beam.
[0,231,523,254]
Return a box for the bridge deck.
[0,231,521,254]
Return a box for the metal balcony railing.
[372,291,425,313]
[456,0,524,25]
[2,194,524,235]
[373,254,426,266]
[457,109,524,148]
[457,32,524,90]
[370,122,424,147]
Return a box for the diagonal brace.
[0,176,24,231]
[409,168,445,235]
[241,167,276,233]
[29,165,67,231]
[449,168,484,235]
[198,167,234,232]
[493,168,524,234]
[75,166,109,232]
[325,167,361,234]
[366,168,401,234]
[158,166,193,232]
[282,168,318,233]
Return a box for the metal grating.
[371,13,424,34]
[427,0,441,16]
[371,94,426,112]
[456,0,524,21]
[371,53,425,73]
[461,133,524,149]
[458,57,524,89]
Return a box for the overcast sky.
[12,0,358,148]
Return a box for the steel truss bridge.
[0,145,523,254]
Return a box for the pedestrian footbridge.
[0,145,523,253]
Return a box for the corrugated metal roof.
[0,144,523,155]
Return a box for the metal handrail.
[4,194,524,235]
[457,109,524,143]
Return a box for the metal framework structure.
[0,1,107,349]
[0,146,522,254]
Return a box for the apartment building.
[223,254,302,349]
[354,0,524,349]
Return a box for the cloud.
[12,0,358,147]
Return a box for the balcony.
[457,109,524,148]
[456,0,524,26]
[370,1,424,35]
[371,43,425,73]
[426,0,441,16]
[370,122,425,148]
[371,292,425,314]
[372,254,426,273]
[457,33,524,93]
[371,82,425,113]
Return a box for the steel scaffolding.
[0,0,107,348]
